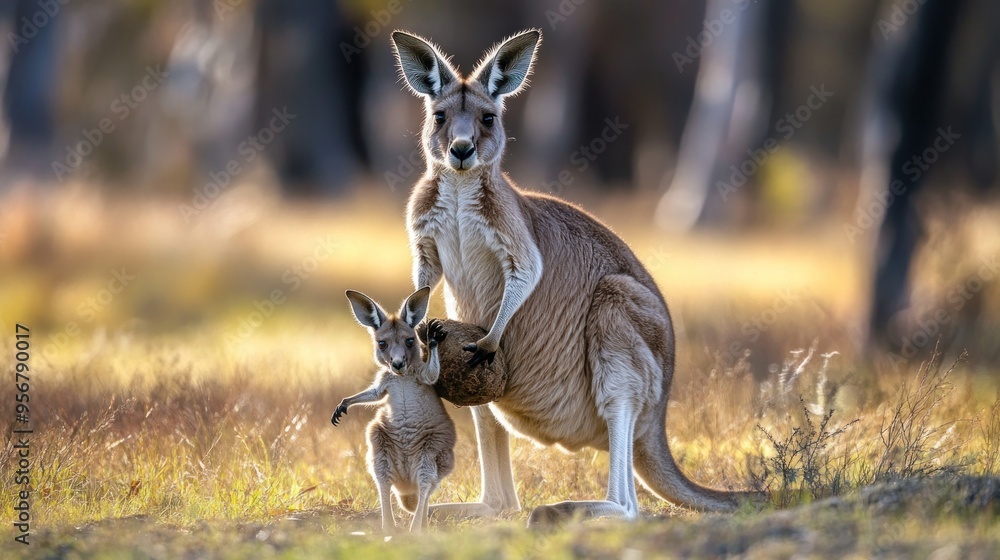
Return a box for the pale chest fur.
[374,376,454,446]
[410,176,619,450]
[418,175,504,328]
[367,376,455,486]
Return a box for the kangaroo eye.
[482,114,495,127]
[433,112,445,126]
[377,340,387,350]
[405,338,415,348]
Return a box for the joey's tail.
[397,493,418,513]
[633,405,764,512]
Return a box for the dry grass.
[1,185,1000,557]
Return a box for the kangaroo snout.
[449,139,476,168]
[391,358,406,372]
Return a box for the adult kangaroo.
[393,29,752,523]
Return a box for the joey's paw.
[331,403,348,426]
[463,340,497,367]
[427,319,448,344]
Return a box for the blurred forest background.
[5,1,1000,550]
[0,0,999,370]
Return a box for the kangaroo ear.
[346,290,387,329]
[391,31,457,97]
[400,286,431,328]
[473,29,541,100]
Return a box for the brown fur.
[393,29,758,521]
[417,319,508,406]
[336,288,457,532]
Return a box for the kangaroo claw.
[427,319,448,343]
[463,343,496,367]
[331,404,348,426]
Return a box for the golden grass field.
[2,183,1000,558]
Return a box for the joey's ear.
[346,290,388,329]
[400,286,431,328]
[473,29,541,100]
[391,31,458,97]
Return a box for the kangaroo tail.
[633,404,764,512]
[396,492,418,513]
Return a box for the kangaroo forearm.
[415,346,441,384]
[426,346,440,375]
[412,238,443,290]
[484,258,542,345]
[415,264,442,292]
[342,385,385,408]
[484,285,526,345]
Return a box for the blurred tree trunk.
[519,0,703,193]
[859,0,965,348]
[254,0,364,195]
[1,0,58,183]
[654,0,794,230]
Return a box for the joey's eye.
[482,114,495,127]
[378,341,387,350]
[405,338,415,348]
[433,112,445,126]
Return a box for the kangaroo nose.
[391,359,405,371]
[450,140,475,161]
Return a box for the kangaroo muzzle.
[448,139,477,170]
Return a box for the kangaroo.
[392,29,758,524]
[332,287,456,533]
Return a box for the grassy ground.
[2,184,1000,558]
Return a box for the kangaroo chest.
[428,177,504,326]
[377,383,453,443]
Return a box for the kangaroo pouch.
[418,319,508,406]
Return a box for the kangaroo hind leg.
[375,476,396,534]
[430,406,517,520]
[526,399,640,526]
[410,459,440,532]
[527,275,662,526]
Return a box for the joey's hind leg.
[410,459,439,532]
[528,275,661,526]
[375,476,395,534]
[368,428,397,533]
